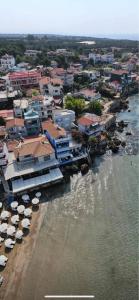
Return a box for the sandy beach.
[0,202,47,300]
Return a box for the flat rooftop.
[12,168,63,193]
[4,153,59,180]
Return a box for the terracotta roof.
[42,120,66,139]
[39,77,51,85]
[78,113,100,126]
[6,140,19,152]
[111,70,129,75]
[14,136,54,159]
[0,110,14,120]
[6,118,24,129]
[9,71,41,80]
[51,78,63,85]
[39,76,63,86]
[80,89,98,98]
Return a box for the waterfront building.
[100,114,116,130]
[42,120,87,165]
[3,136,63,194]
[78,113,103,137]
[0,54,15,70]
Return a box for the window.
[44,155,50,161]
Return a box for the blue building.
[24,109,40,136]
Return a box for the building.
[110,70,129,83]
[24,50,42,58]
[14,96,53,120]
[9,71,41,90]
[13,99,29,118]
[42,120,87,165]
[39,77,63,97]
[80,70,100,81]
[0,54,15,70]
[42,120,71,162]
[100,114,116,130]
[50,68,74,86]
[53,109,75,130]
[78,113,103,137]
[89,53,114,64]
[24,109,40,136]
[6,118,27,138]
[3,136,63,194]
[0,110,14,120]
[30,95,53,120]
[75,89,101,101]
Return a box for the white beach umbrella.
[22,194,30,202]
[5,238,15,249]
[10,201,18,210]
[32,197,39,205]
[24,208,32,218]
[7,225,16,236]
[0,236,4,243]
[15,230,23,240]
[0,202,3,209]
[0,223,8,234]
[35,192,41,198]
[17,205,25,214]
[11,215,20,225]
[0,255,8,266]
[21,218,30,229]
[0,210,10,221]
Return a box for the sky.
[0,0,139,38]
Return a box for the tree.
[0,117,6,126]
[65,96,85,117]
[88,100,102,116]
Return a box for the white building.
[24,50,42,58]
[3,136,63,194]
[1,54,15,70]
[53,109,75,130]
[39,77,63,97]
[50,68,74,86]
[14,95,53,120]
[89,53,114,64]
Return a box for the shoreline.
[0,202,47,300]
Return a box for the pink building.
[9,71,41,89]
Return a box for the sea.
[14,95,139,300]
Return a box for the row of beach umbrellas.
[0,218,31,233]
[0,192,41,268]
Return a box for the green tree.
[65,96,85,117]
[88,100,102,116]
[0,117,6,126]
